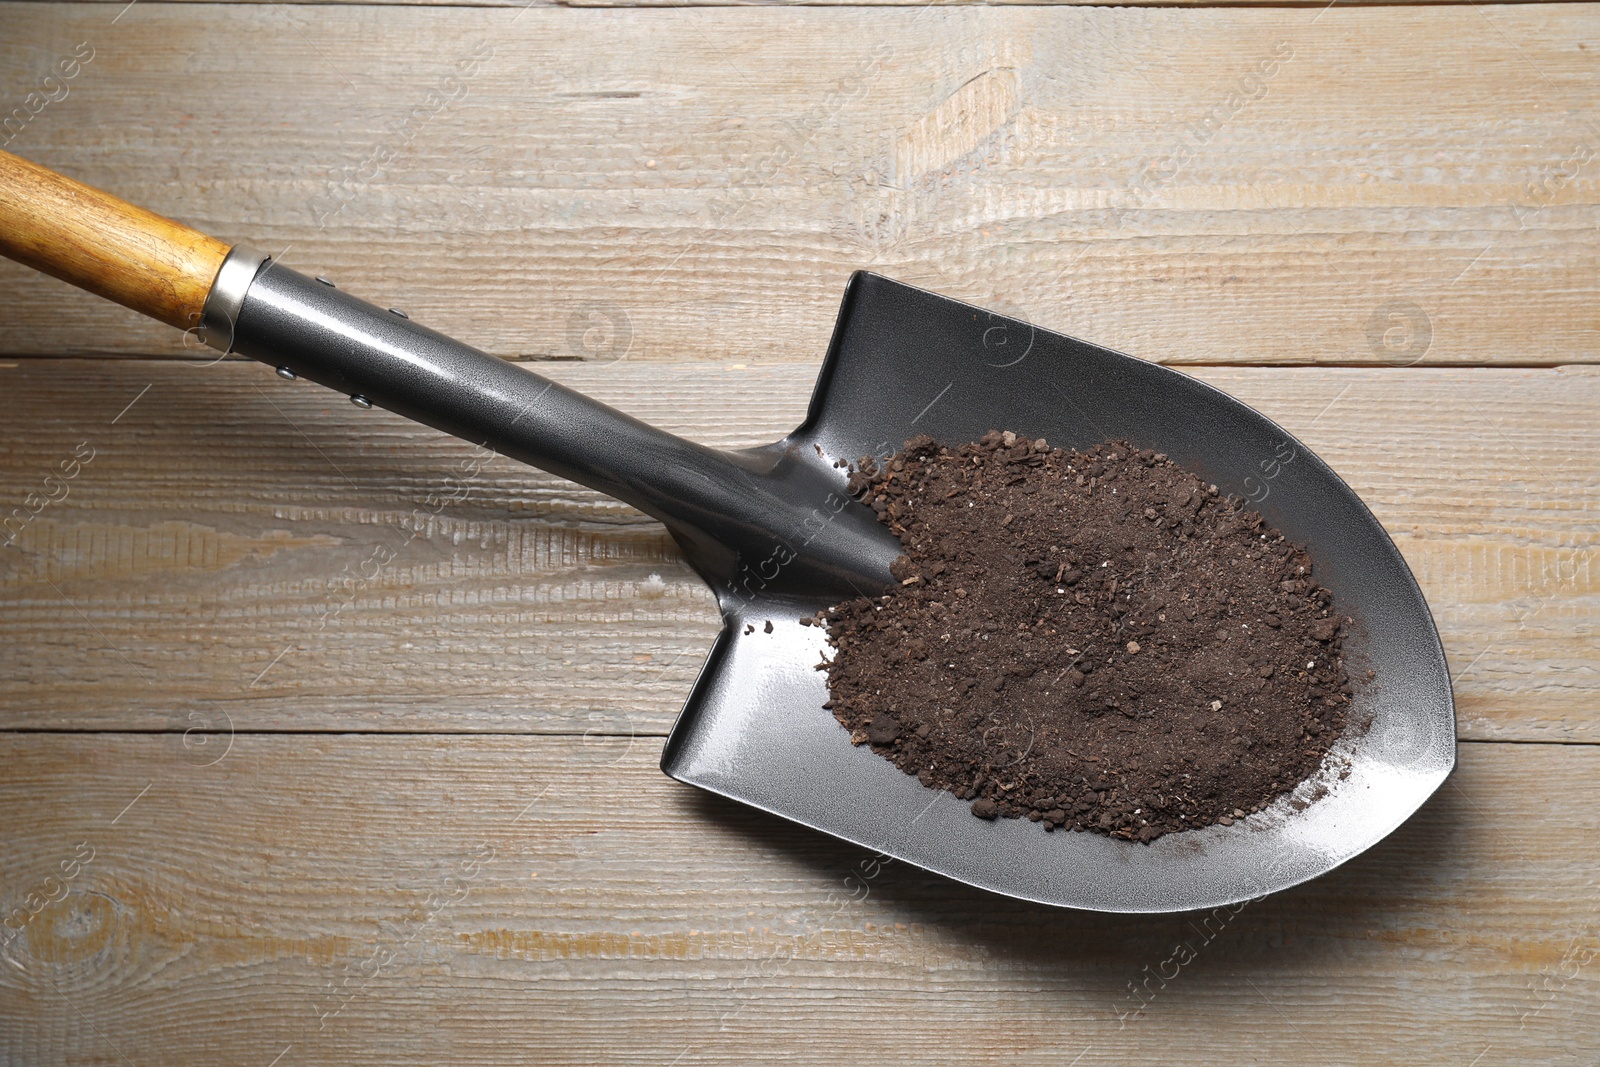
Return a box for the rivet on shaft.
[350,395,372,409]
[315,276,337,288]
[275,366,297,380]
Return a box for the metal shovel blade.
[0,151,1455,914]
[661,272,1457,913]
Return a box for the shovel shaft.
[233,258,747,569]
[228,258,897,597]
[0,150,899,600]
[0,149,231,330]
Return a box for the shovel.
[0,150,1455,912]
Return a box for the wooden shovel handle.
[0,148,231,331]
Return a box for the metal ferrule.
[198,244,271,352]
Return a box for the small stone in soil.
[866,713,901,745]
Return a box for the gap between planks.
[0,354,1589,369]
[7,0,1573,6]
[0,729,1585,752]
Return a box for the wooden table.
[2,1,1596,1062]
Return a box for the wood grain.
[1,1,1594,1063]
[7,0,1581,7]
[0,733,1595,1066]
[0,148,230,330]
[0,4,1594,364]
[0,359,1594,742]
[2,1,1596,1061]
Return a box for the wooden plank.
[9,0,1580,7]
[0,359,1595,741]
[0,733,1595,1065]
[0,3,1594,364]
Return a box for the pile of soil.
[815,432,1352,842]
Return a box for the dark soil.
[815,432,1352,842]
